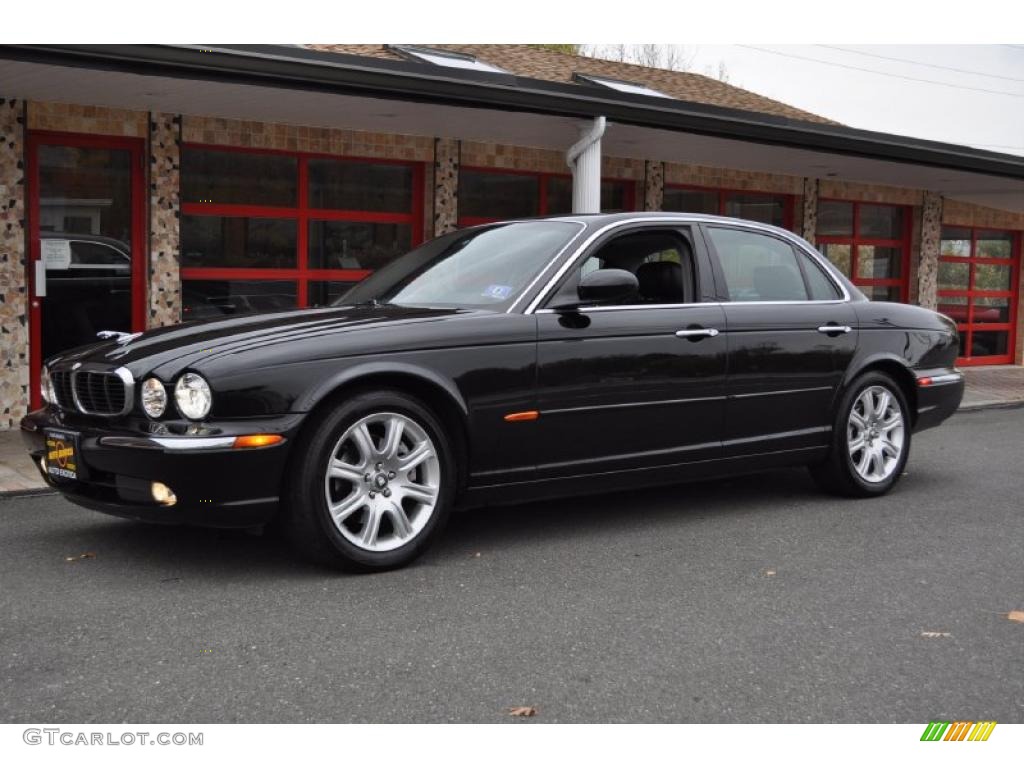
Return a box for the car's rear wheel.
[809,371,910,497]
[283,389,455,571]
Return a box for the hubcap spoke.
[397,442,432,473]
[329,490,368,523]
[400,482,438,505]
[351,423,376,463]
[381,416,405,461]
[360,507,383,547]
[386,502,413,539]
[328,460,365,483]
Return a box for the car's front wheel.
[809,371,911,497]
[283,389,455,571]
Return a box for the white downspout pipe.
[566,116,606,214]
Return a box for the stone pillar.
[433,137,459,236]
[148,113,181,328]
[801,177,819,246]
[643,160,664,212]
[917,191,942,311]
[0,98,27,429]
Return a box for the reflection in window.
[308,159,414,213]
[181,148,297,207]
[708,227,808,302]
[181,216,297,269]
[308,221,413,272]
[182,280,297,320]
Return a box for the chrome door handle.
[817,325,852,334]
[675,328,720,339]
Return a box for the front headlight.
[174,373,212,420]
[141,377,167,418]
[40,366,56,404]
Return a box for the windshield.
[338,221,582,311]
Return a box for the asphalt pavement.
[1,407,1022,723]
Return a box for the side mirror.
[576,269,638,306]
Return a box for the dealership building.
[1,43,1022,429]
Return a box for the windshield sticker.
[482,284,514,300]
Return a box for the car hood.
[52,304,482,377]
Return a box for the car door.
[701,224,857,456]
[533,225,728,479]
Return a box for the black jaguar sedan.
[22,213,964,571]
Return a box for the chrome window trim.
[522,215,852,315]
[69,365,135,417]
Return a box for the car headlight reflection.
[40,366,56,405]
[141,377,168,418]
[174,373,212,421]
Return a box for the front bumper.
[913,367,965,432]
[20,408,305,527]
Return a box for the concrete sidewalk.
[2,365,1022,495]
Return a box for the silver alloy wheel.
[323,411,441,553]
[847,385,905,483]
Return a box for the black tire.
[282,389,456,572]
[809,371,911,498]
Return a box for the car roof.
[40,232,130,251]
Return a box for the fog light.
[151,481,177,506]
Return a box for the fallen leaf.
[507,706,537,717]
[1005,610,1024,623]
[472,552,481,558]
[64,552,96,562]
[763,569,776,577]
[920,631,951,638]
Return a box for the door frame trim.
[26,130,147,410]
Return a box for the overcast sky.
[669,45,1024,157]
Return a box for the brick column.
[0,98,28,428]
[148,113,181,328]
[917,191,942,311]
[643,160,664,212]
[801,177,819,246]
[433,138,459,236]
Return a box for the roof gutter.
[3,43,1024,182]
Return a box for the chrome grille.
[73,371,128,415]
[51,370,75,410]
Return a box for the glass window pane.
[459,171,539,219]
[800,252,841,300]
[708,228,808,302]
[663,188,718,215]
[181,216,297,268]
[973,262,1012,291]
[182,280,297,319]
[940,227,972,257]
[857,246,902,279]
[308,221,413,271]
[307,159,414,213]
[820,243,851,277]
[601,181,630,212]
[976,230,1014,259]
[816,201,853,237]
[938,260,969,291]
[972,296,1011,324]
[937,295,968,323]
[867,285,901,302]
[181,148,297,207]
[308,280,359,307]
[971,331,1009,358]
[858,204,903,239]
[724,193,785,227]
[546,176,572,215]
